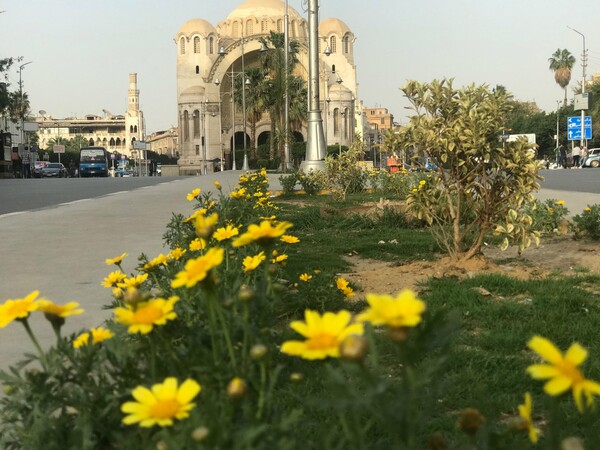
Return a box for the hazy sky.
[3,0,600,134]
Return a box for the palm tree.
[549,48,576,107]
[234,67,267,159]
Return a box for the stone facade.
[146,127,178,157]
[175,0,360,171]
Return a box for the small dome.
[226,0,303,22]
[319,18,352,36]
[177,18,217,36]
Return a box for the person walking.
[581,146,588,167]
[572,143,581,168]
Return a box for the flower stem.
[21,318,48,370]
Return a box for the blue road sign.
[567,116,592,140]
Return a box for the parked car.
[582,148,600,168]
[33,161,50,178]
[41,162,68,178]
[156,163,162,176]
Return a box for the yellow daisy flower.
[280,235,300,244]
[555,200,565,206]
[142,254,169,271]
[214,181,221,190]
[527,336,600,412]
[243,252,266,273]
[168,248,186,261]
[73,327,114,348]
[121,377,201,427]
[189,238,207,251]
[171,247,224,289]
[105,253,127,266]
[0,291,41,328]
[230,188,247,199]
[336,277,356,298]
[186,188,201,201]
[183,208,207,223]
[36,300,84,318]
[73,332,90,349]
[299,273,312,282]
[102,271,127,288]
[585,207,591,212]
[213,225,239,242]
[272,254,288,264]
[281,310,364,360]
[117,273,149,290]
[518,392,541,444]
[357,289,426,329]
[114,296,179,334]
[194,213,219,238]
[232,221,293,247]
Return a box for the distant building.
[35,73,144,156]
[146,127,179,157]
[175,0,360,171]
[363,107,394,131]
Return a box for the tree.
[548,48,576,107]
[234,67,267,159]
[258,32,307,164]
[399,79,541,261]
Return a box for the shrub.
[573,204,600,239]
[525,199,570,236]
[278,172,299,195]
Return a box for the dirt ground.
[341,236,600,295]
[339,235,600,296]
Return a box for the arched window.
[261,19,268,33]
[116,138,121,147]
[109,138,115,146]
[193,110,200,137]
[196,65,200,74]
[344,108,349,139]
[183,111,189,142]
[134,125,138,133]
[277,19,283,32]
[232,22,239,37]
[180,37,186,55]
[130,125,133,133]
[330,36,337,53]
[246,20,253,35]
[333,108,339,136]
[343,35,350,54]
[209,37,214,54]
[131,137,136,145]
[194,36,200,53]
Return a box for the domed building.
[174,0,361,172]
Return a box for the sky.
[3,0,600,134]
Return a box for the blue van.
[79,147,109,177]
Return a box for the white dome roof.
[226,0,303,22]
[319,18,352,36]
[177,18,217,36]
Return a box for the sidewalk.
[534,188,600,217]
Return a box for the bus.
[79,147,109,177]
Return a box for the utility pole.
[568,26,587,148]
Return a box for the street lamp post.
[18,61,32,146]
[283,0,290,172]
[568,26,587,148]
[336,75,343,156]
[556,100,561,153]
[301,0,327,172]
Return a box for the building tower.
[125,73,144,155]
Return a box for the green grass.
[273,193,600,447]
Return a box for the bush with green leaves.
[573,204,600,240]
[524,198,570,236]
[400,79,542,260]
[278,172,299,195]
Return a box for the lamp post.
[336,75,343,156]
[283,0,290,172]
[18,61,32,146]
[568,26,587,148]
[301,0,327,172]
[556,100,561,152]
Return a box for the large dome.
[319,18,352,36]
[177,18,217,36]
[226,0,303,22]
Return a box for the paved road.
[0,171,282,371]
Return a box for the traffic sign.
[567,116,592,141]
[52,144,65,153]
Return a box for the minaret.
[125,73,144,155]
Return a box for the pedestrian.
[581,146,588,167]
[572,143,581,168]
[559,143,567,169]
[21,147,32,178]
